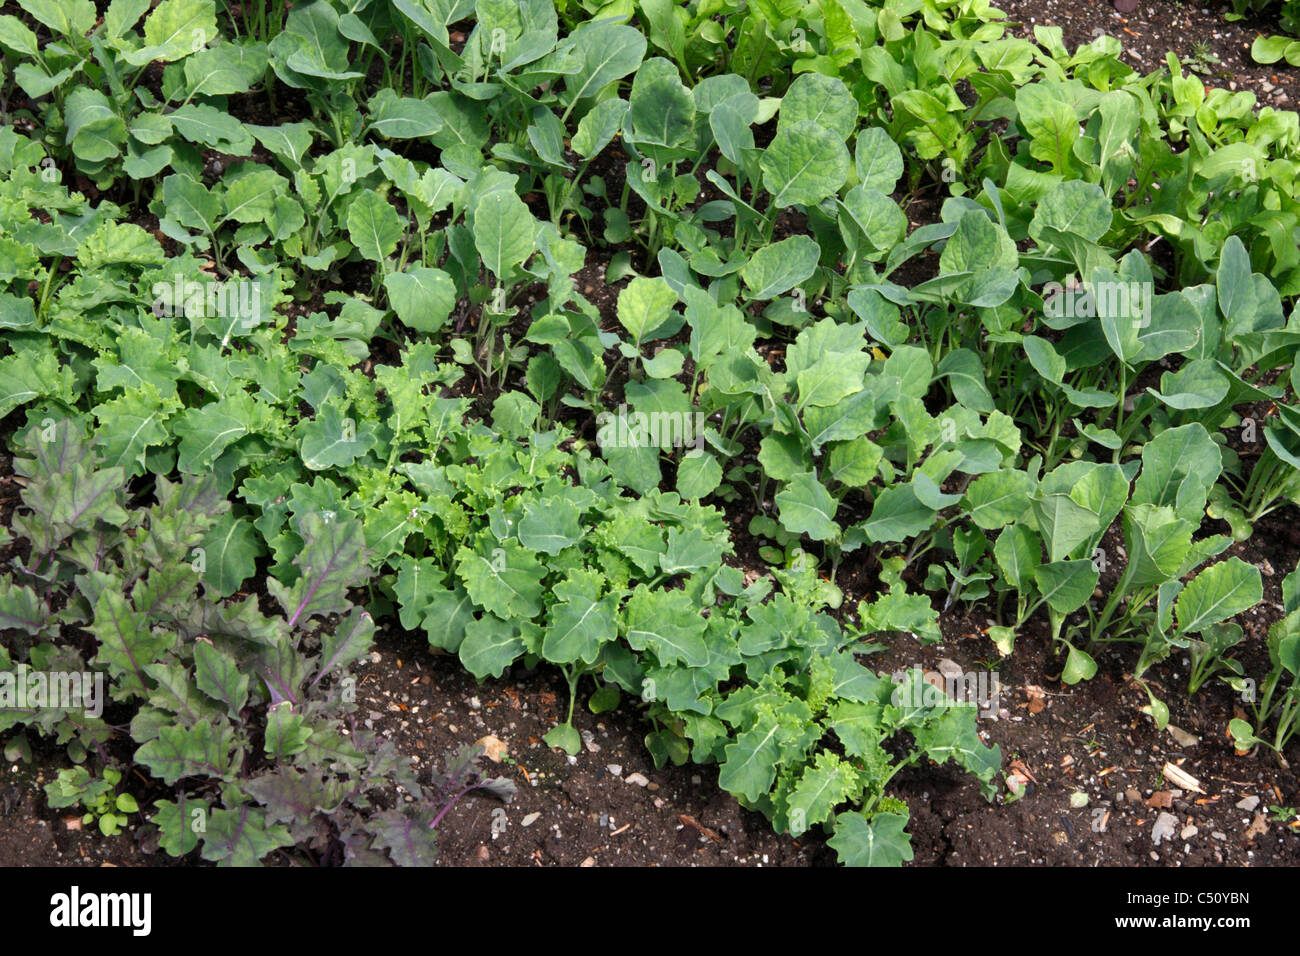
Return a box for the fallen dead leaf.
[475,735,508,763]
[1244,813,1269,841]
[1009,758,1038,784]
[1167,724,1201,748]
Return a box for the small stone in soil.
[1152,812,1178,846]
[625,772,649,787]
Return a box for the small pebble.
[607,764,623,777]
[625,772,649,787]
[521,812,541,827]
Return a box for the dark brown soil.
[997,0,1298,109]
[350,626,826,866]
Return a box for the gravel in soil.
[352,625,827,866]
[996,0,1297,109]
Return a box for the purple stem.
[428,781,481,830]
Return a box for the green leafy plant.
[44,767,139,836]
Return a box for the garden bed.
[2,0,1300,869]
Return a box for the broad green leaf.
[167,103,254,153]
[741,235,820,299]
[368,89,444,138]
[1032,560,1097,615]
[202,513,263,597]
[717,713,783,802]
[786,753,858,834]
[473,189,535,280]
[626,57,694,158]
[543,576,617,665]
[183,39,269,95]
[1175,558,1262,634]
[346,190,405,262]
[1061,642,1098,684]
[860,484,935,543]
[775,471,840,541]
[194,641,249,718]
[828,811,914,867]
[384,267,456,333]
[676,452,722,500]
[965,470,1036,530]
[122,0,217,65]
[223,166,285,223]
[616,276,678,346]
[65,90,126,163]
[936,349,994,413]
[518,495,584,554]
[1131,423,1221,523]
[623,585,709,667]
[299,402,376,471]
[572,99,628,159]
[455,540,545,620]
[91,590,173,698]
[779,73,856,141]
[854,127,903,192]
[268,511,370,625]
[457,613,517,681]
[201,805,291,867]
[1029,180,1111,243]
[136,718,235,784]
[761,120,850,209]
[1016,82,1078,172]
[563,21,646,107]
